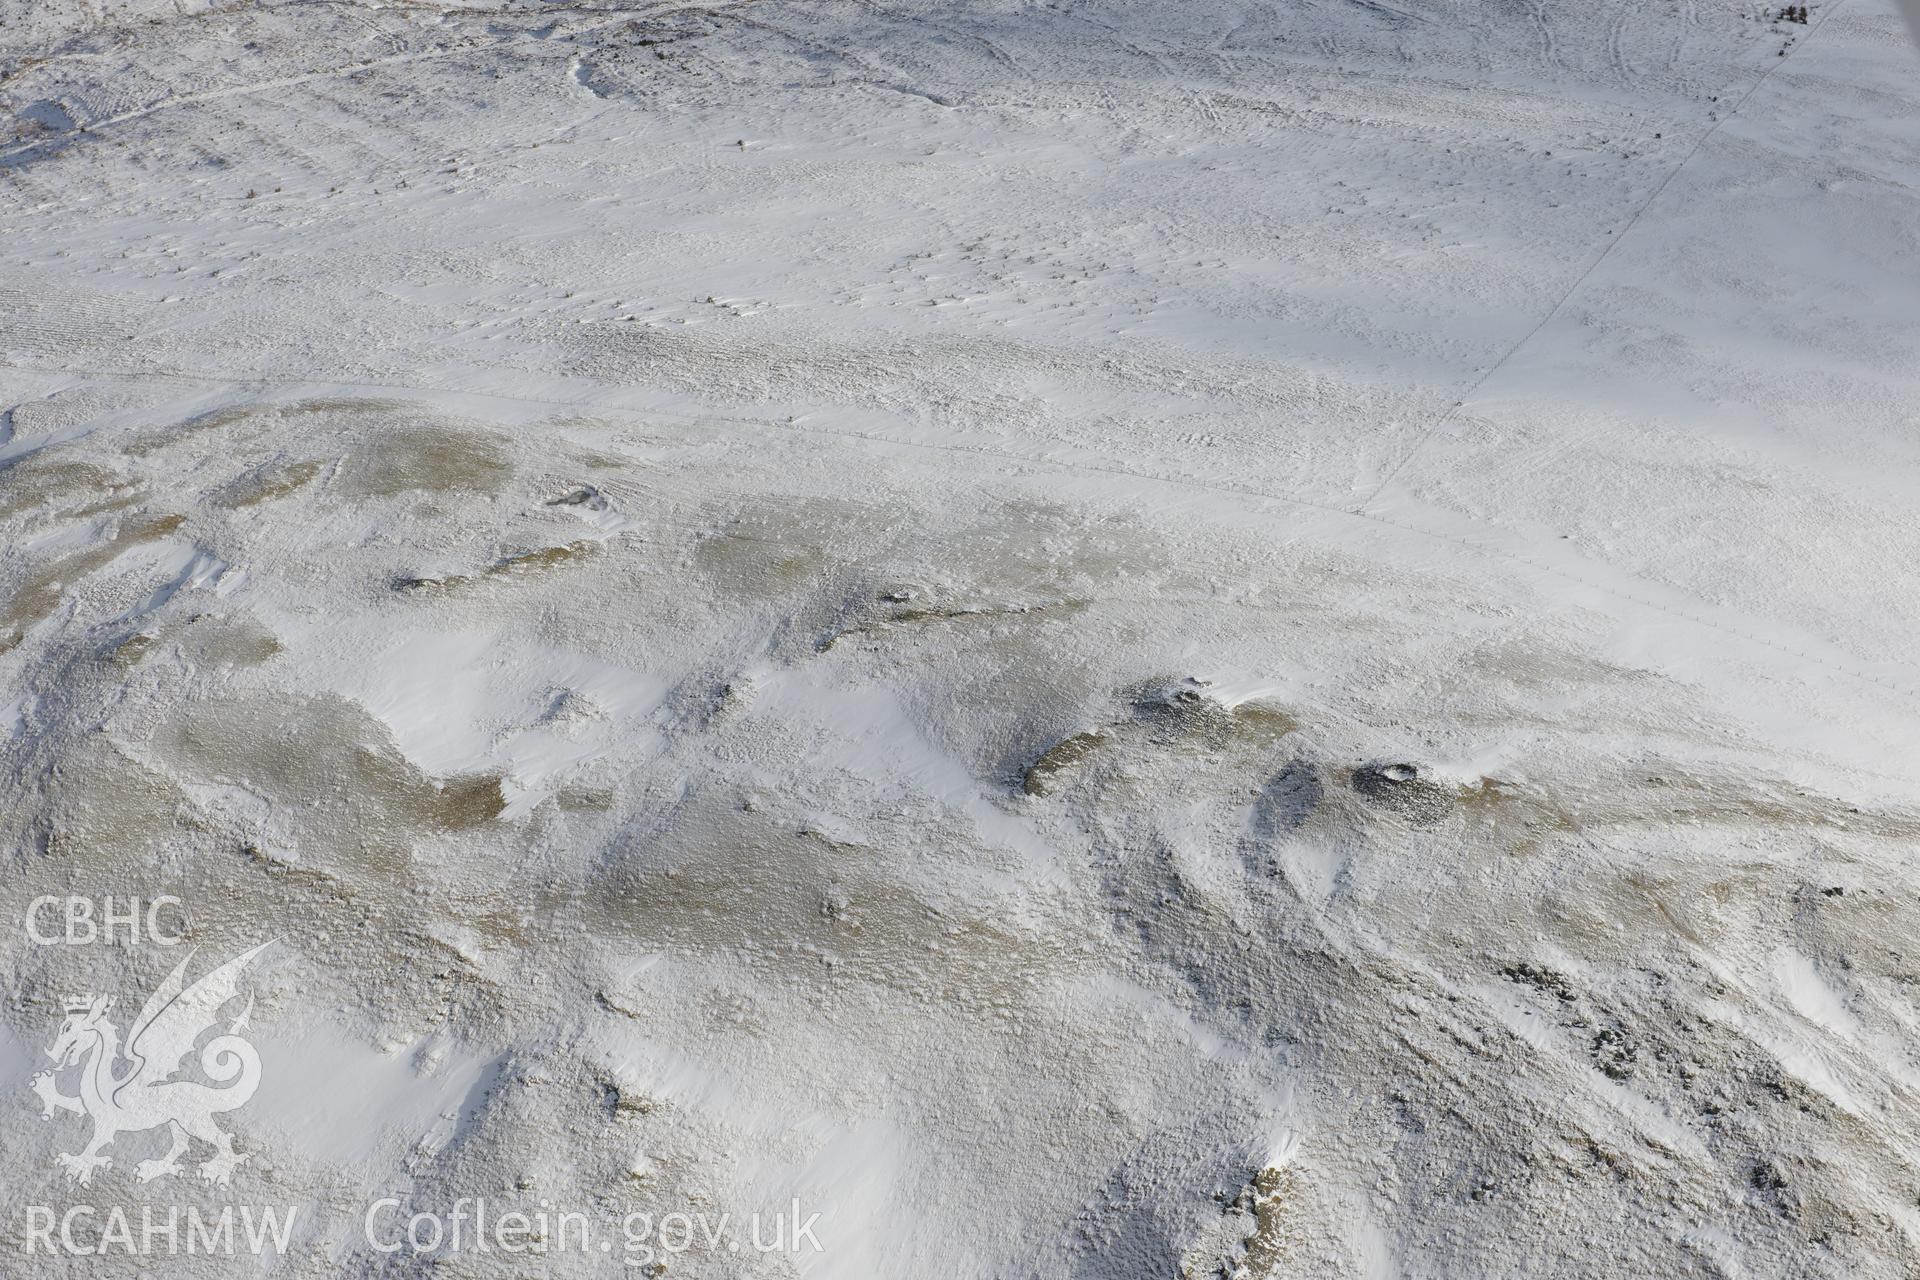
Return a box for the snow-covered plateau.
[4,0,1920,1276]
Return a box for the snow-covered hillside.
[4,1,1920,1276]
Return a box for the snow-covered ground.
[4,0,1920,1275]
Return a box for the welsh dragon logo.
[30,942,272,1187]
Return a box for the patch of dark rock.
[1022,730,1110,796]
[547,484,608,511]
[1128,676,1235,740]
[1590,1022,1638,1081]
[1350,761,1454,825]
[393,573,456,592]
[431,775,508,828]
[393,541,595,594]
[491,541,597,575]
[106,630,156,668]
[1749,1157,1802,1219]
[821,592,1079,650]
[1500,962,1578,1004]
